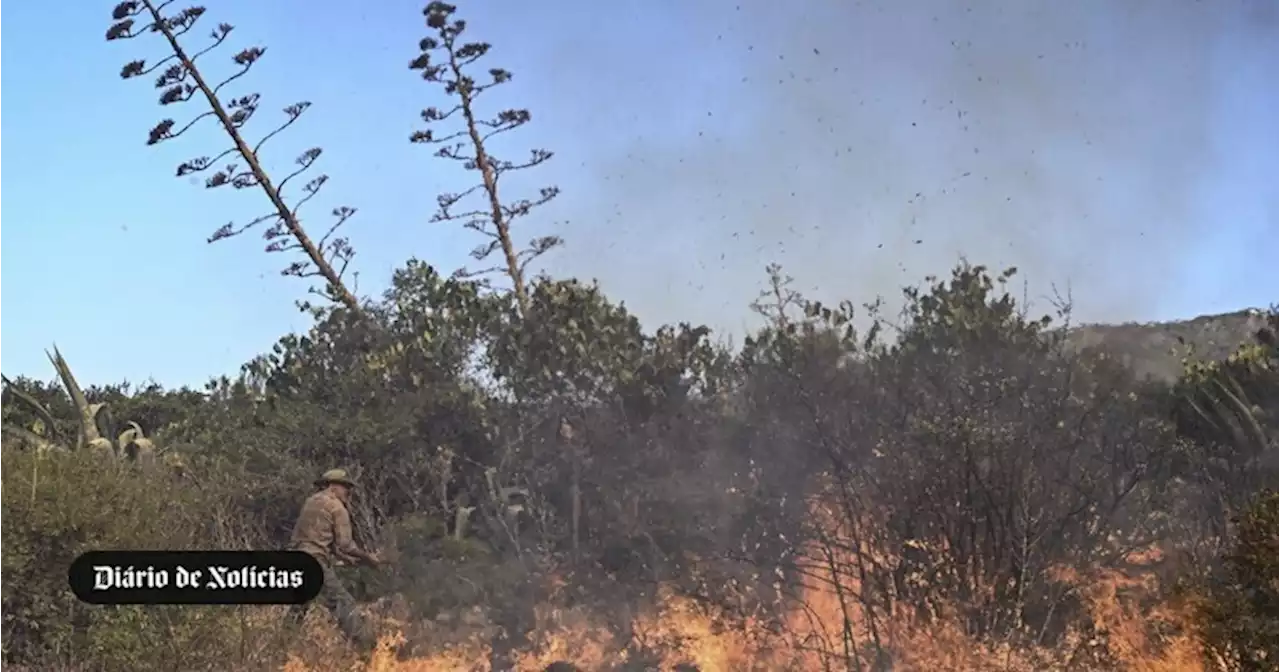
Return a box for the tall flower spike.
[409,1,563,318]
[106,1,363,313]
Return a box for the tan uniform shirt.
[289,490,361,566]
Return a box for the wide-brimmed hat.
[315,468,357,489]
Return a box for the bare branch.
[190,22,234,62]
[289,175,330,219]
[175,148,237,176]
[501,187,560,221]
[207,212,278,243]
[252,102,311,157]
[211,46,265,96]
[317,207,357,249]
[277,148,323,197]
[146,111,215,145]
[516,235,563,275]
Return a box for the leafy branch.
[107,1,362,312]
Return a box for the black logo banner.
[69,550,323,605]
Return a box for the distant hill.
[1062,309,1270,383]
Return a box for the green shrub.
[1,448,260,671]
[355,512,505,621]
[1197,488,1279,671]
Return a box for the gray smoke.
[508,0,1277,339]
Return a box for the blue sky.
[3,0,1277,388]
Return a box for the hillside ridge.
[1063,307,1269,382]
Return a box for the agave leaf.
[1198,381,1249,450]
[96,403,118,447]
[117,417,145,442]
[1185,395,1225,434]
[1212,376,1271,452]
[1213,381,1264,450]
[117,425,140,448]
[87,436,116,458]
[126,436,157,462]
[1,375,62,443]
[2,423,66,453]
[45,346,103,449]
[453,505,476,539]
[1215,367,1241,390]
[89,403,115,455]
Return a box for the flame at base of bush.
[280,548,1206,672]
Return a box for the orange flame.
[284,497,1206,671]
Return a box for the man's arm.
[331,502,381,567]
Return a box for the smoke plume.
[508,0,1278,338]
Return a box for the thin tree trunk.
[447,49,529,316]
[142,0,361,313]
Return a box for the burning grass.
[281,545,1207,672]
[280,483,1213,671]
